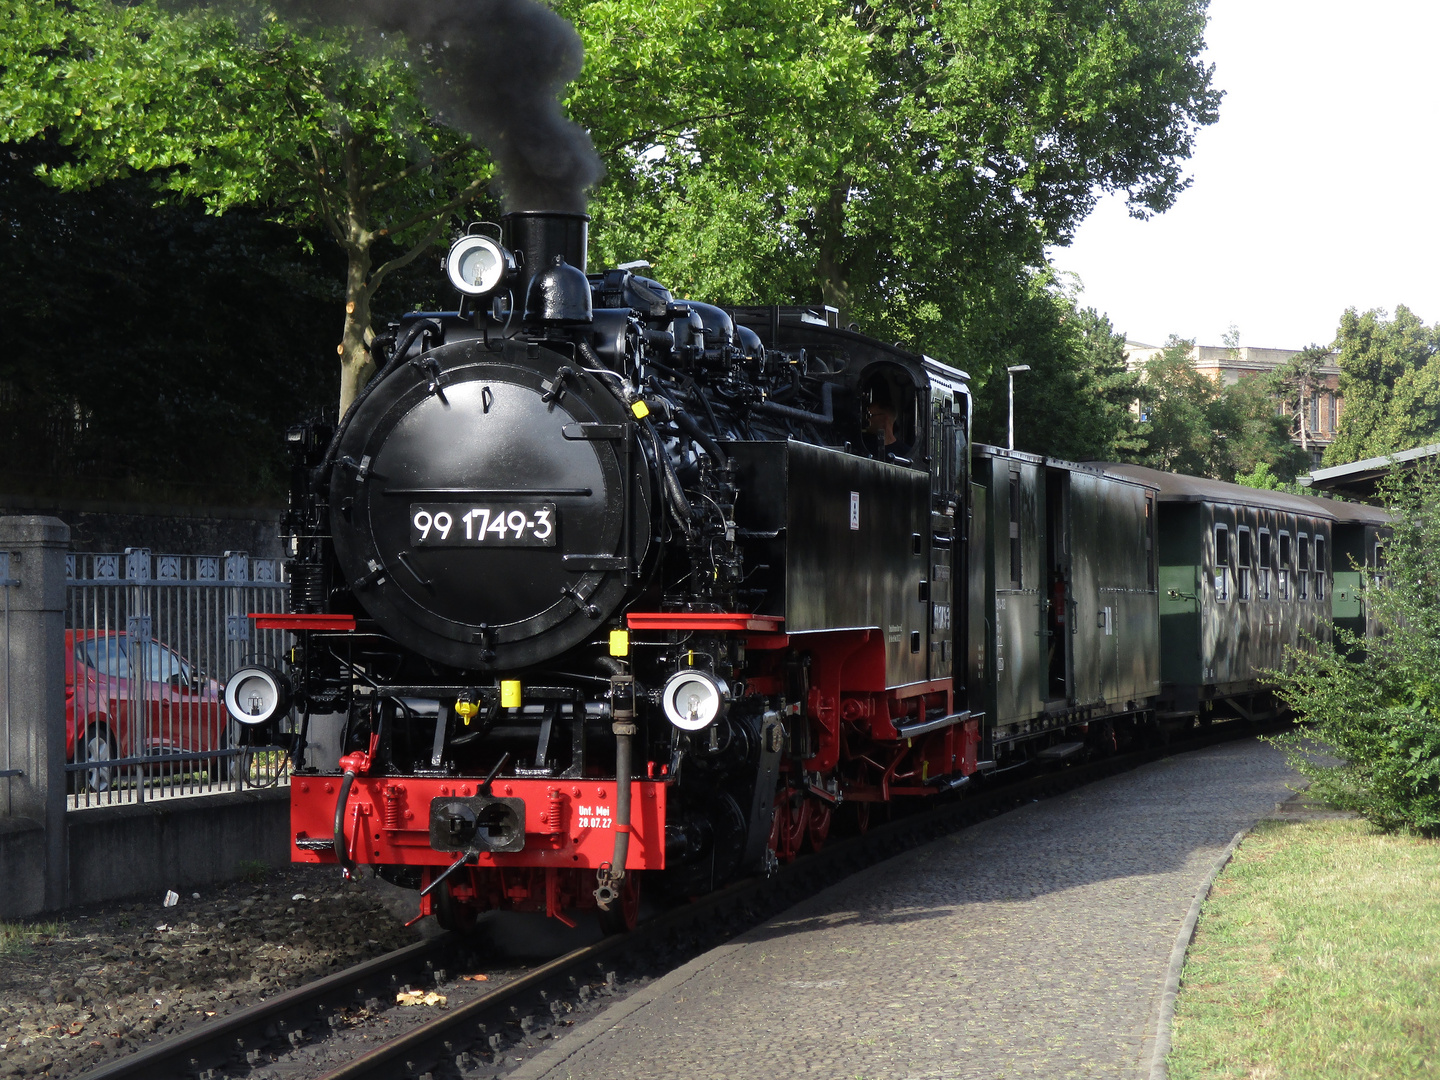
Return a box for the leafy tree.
[3,0,1220,423]
[1270,467,1440,835]
[0,142,338,502]
[971,280,1142,459]
[565,0,1221,382]
[1326,306,1440,466]
[1131,336,1305,480]
[1269,344,1331,455]
[1,0,494,413]
[1232,462,1304,495]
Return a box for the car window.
[81,637,131,678]
[135,640,188,683]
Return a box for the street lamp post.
[1007,364,1031,451]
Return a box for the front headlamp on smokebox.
[445,233,516,297]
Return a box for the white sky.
[1048,0,1440,351]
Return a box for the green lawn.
[1169,818,1440,1079]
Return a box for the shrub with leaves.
[1270,466,1440,835]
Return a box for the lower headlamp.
[224,665,292,726]
[661,669,729,732]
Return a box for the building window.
[1258,529,1272,600]
[1214,524,1230,602]
[1278,531,1291,599]
[1310,393,1321,433]
[1327,393,1337,433]
[1297,533,1310,599]
[1237,525,1253,601]
[1315,535,1326,600]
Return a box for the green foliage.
[0,0,495,411]
[0,0,1220,451]
[0,919,64,957]
[1232,461,1304,494]
[1267,343,1331,452]
[1269,467,1440,835]
[0,142,338,502]
[1326,305,1440,466]
[970,278,1144,459]
[569,0,1221,386]
[236,859,271,883]
[1130,337,1306,480]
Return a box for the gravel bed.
[0,865,425,1079]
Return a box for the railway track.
[76,717,1281,1080]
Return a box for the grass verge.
[0,920,64,957]
[1168,817,1440,1079]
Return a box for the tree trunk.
[1298,378,1310,452]
[337,245,375,419]
[815,182,852,313]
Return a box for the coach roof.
[1092,462,1353,520]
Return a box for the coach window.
[1315,535,1327,601]
[1145,495,1156,589]
[1236,526,1253,601]
[1008,473,1022,589]
[1297,533,1310,600]
[1277,531,1292,600]
[1213,523,1230,602]
[1258,529,1272,600]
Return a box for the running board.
[1035,741,1085,762]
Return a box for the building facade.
[1124,342,1342,467]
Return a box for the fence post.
[0,516,70,913]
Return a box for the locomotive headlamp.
[661,670,729,732]
[445,234,514,296]
[224,664,292,726]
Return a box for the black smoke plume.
[294,0,603,213]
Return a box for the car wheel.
[73,725,117,794]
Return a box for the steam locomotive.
[222,210,1384,931]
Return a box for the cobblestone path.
[512,737,1299,1080]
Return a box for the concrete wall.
[0,791,290,917]
[67,789,291,907]
[0,817,47,918]
[0,494,283,558]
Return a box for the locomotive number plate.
[409,503,556,547]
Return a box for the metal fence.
[1,552,17,816]
[66,549,293,809]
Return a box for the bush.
[1270,467,1440,835]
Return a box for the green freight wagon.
[970,447,1160,764]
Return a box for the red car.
[65,630,228,792]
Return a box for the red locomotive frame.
[276,611,978,926]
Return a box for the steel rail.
[74,936,457,1080]
[75,716,1283,1080]
[310,718,1285,1080]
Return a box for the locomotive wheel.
[807,799,833,851]
[768,791,810,863]
[432,878,480,936]
[597,872,642,936]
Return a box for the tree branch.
[600,111,744,157]
[360,143,475,198]
[375,174,487,239]
[368,217,450,294]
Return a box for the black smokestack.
[308,0,603,212]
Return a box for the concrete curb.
[508,938,754,1080]
[1146,827,1249,1080]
